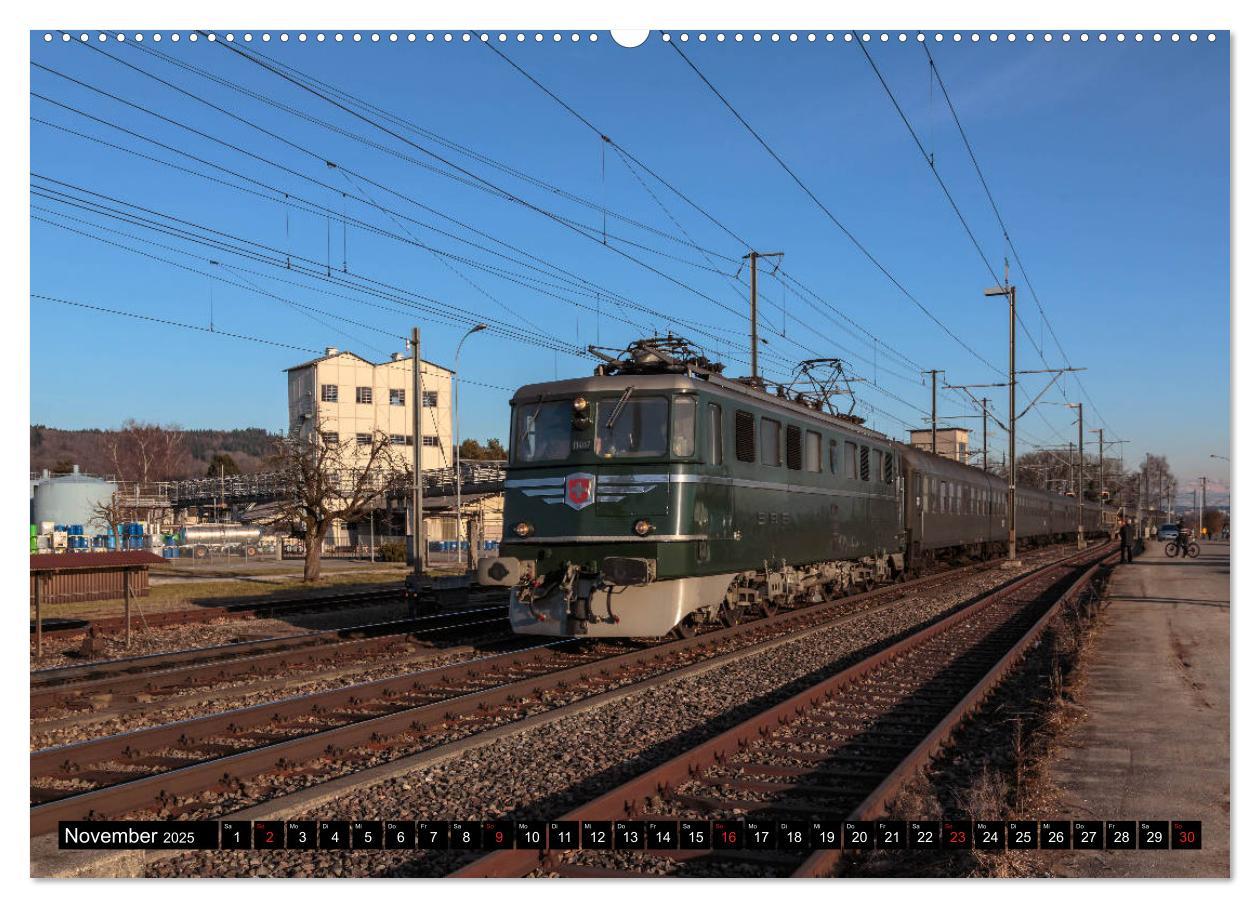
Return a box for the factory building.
[285,347,453,469]
[908,427,971,464]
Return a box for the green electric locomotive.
[478,338,908,637]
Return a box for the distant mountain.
[30,425,281,479]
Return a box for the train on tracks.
[478,338,1114,638]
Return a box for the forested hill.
[29,424,279,479]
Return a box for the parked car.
[1157,523,1181,541]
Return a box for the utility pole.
[1198,475,1207,538]
[984,264,1019,565]
[981,397,990,472]
[410,326,425,579]
[742,251,782,383]
[922,369,944,455]
[1067,402,1084,549]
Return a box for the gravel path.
[147,550,1070,878]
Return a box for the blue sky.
[29,31,1229,488]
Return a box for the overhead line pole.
[410,326,425,583]
[742,251,782,383]
[983,264,1019,565]
[922,369,944,455]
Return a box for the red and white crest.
[564,472,596,510]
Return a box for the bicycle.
[1165,540,1200,558]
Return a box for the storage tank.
[179,524,263,546]
[32,466,116,536]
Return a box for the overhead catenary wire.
[921,43,1116,437]
[664,37,1004,379]
[35,43,940,432]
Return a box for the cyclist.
[1176,520,1192,558]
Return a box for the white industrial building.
[285,347,454,469]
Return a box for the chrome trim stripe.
[505,478,565,489]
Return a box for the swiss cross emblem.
[564,472,596,510]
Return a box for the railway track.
[30,552,1048,838]
[30,583,417,641]
[450,543,1115,878]
[30,603,512,721]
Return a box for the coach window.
[844,441,858,480]
[672,396,697,458]
[707,403,723,465]
[804,430,822,472]
[760,418,782,467]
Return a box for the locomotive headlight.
[513,521,534,538]
[633,519,654,537]
[572,396,589,412]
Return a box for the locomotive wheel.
[758,598,781,618]
[719,604,746,627]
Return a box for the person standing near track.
[1119,517,1134,564]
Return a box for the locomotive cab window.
[707,403,723,465]
[595,395,669,458]
[760,418,782,467]
[513,400,573,463]
[671,396,697,458]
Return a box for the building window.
[422,390,439,407]
[321,384,338,403]
[389,388,405,406]
[389,434,414,446]
[760,418,781,467]
[356,386,372,404]
[321,431,339,446]
[734,410,756,463]
[422,435,441,447]
[356,433,372,446]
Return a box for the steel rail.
[29,554,1019,837]
[449,543,1113,878]
[30,583,413,640]
[30,605,511,716]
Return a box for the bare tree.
[108,419,189,481]
[269,424,408,582]
[87,490,129,549]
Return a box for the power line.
[922,43,1115,436]
[477,36,928,378]
[665,37,1004,379]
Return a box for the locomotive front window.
[514,400,573,463]
[595,396,669,458]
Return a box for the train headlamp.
[633,519,654,537]
[513,521,534,538]
[573,396,589,412]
